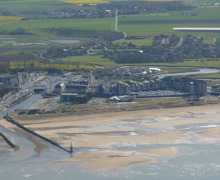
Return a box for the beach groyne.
[4,116,70,153]
[0,132,16,148]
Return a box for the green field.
[118,7,220,41]
[119,7,220,38]
[62,55,116,66]
[120,7,220,21]
[120,23,220,38]
[0,0,220,73]
[186,0,220,5]
[1,18,114,36]
[0,0,75,11]
[145,58,220,68]
[63,56,220,70]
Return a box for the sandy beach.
[9,104,220,171]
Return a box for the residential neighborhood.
[0,68,208,109]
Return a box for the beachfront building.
[95,77,206,98]
[96,81,131,97]
[60,93,89,104]
[65,84,88,94]
[54,83,65,95]
[162,77,207,96]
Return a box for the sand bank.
[59,131,186,148]
[55,147,177,171]
[12,104,220,171]
[55,150,155,171]
[197,127,220,138]
[0,139,12,156]
[139,147,177,157]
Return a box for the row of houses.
[51,75,206,103]
[163,77,207,96]
[52,79,91,104]
[54,79,89,95]
[0,72,36,87]
[96,77,207,97]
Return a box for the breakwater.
[0,132,16,148]
[4,116,70,153]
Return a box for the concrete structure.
[54,83,65,95]
[0,76,18,86]
[96,77,207,98]
[60,93,88,103]
[65,84,87,94]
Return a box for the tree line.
[97,1,194,15]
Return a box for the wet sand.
[0,120,16,156]
[56,150,155,171]
[0,138,11,156]
[197,127,220,138]
[12,104,220,171]
[0,119,49,154]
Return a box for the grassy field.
[0,0,75,11]
[161,67,197,73]
[0,0,219,73]
[192,73,220,79]
[186,0,220,5]
[145,58,220,68]
[63,56,220,71]
[62,0,181,5]
[119,23,220,38]
[0,18,115,36]
[62,55,116,66]
[120,7,220,21]
[62,0,220,6]
[118,7,220,41]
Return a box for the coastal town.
[1,0,220,179]
[0,66,209,113]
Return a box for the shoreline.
[11,103,220,171]
[14,96,204,120]
[15,101,220,123]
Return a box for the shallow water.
[1,93,220,179]
[2,110,220,179]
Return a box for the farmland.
[0,18,115,36]
[145,58,220,68]
[0,0,220,74]
[118,7,220,40]
[62,55,116,66]
[62,0,182,5]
